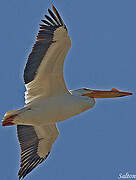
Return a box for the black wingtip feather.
[48,8,60,25]
[45,15,56,25]
[52,5,64,25]
[41,19,51,26]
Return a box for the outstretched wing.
[24,5,71,104]
[17,124,59,179]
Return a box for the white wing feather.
[25,27,71,104]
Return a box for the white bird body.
[8,92,95,126]
[2,5,132,179]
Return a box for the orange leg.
[2,114,17,126]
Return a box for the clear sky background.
[0,0,136,180]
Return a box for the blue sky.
[0,0,135,179]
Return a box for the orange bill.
[82,88,133,98]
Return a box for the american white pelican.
[2,5,132,179]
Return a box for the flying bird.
[2,5,132,179]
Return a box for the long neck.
[69,90,96,113]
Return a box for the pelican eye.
[83,88,91,91]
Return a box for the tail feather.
[2,110,19,126]
[4,110,18,120]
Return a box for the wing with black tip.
[17,124,59,179]
[24,5,71,104]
